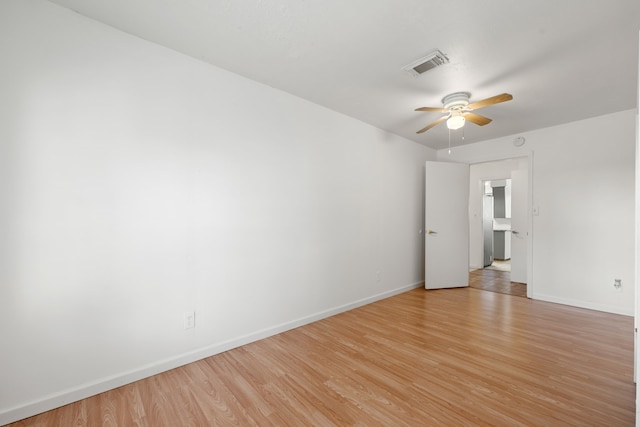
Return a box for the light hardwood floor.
[469,267,527,298]
[9,287,634,426]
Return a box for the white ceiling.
[48,0,640,150]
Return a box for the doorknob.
[511,230,519,235]
[427,230,438,235]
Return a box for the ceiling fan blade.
[467,93,513,110]
[416,116,447,134]
[415,106,448,113]
[463,112,492,126]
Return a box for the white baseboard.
[532,293,634,317]
[0,281,424,426]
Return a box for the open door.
[510,169,528,284]
[425,161,470,289]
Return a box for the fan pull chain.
[448,128,451,154]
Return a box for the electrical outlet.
[376,270,381,282]
[184,312,195,329]
[613,279,622,293]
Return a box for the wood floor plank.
[469,267,527,297]
[8,287,634,426]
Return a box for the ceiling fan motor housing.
[442,92,470,110]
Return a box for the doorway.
[468,158,529,298]
[482,179,512,272]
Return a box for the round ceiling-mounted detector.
[513,136,526,147]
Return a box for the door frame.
[468,153,534,298]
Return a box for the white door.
[510,169,528,284]
[425,161,470,289]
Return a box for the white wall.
[0,1,436,423]
[439,110,636,316]
[634,30,639,427]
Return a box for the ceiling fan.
[415,92,513,134]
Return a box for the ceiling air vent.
[402,50,449,77]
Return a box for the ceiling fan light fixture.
[414,92,512,135]
[447,114,465,130]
